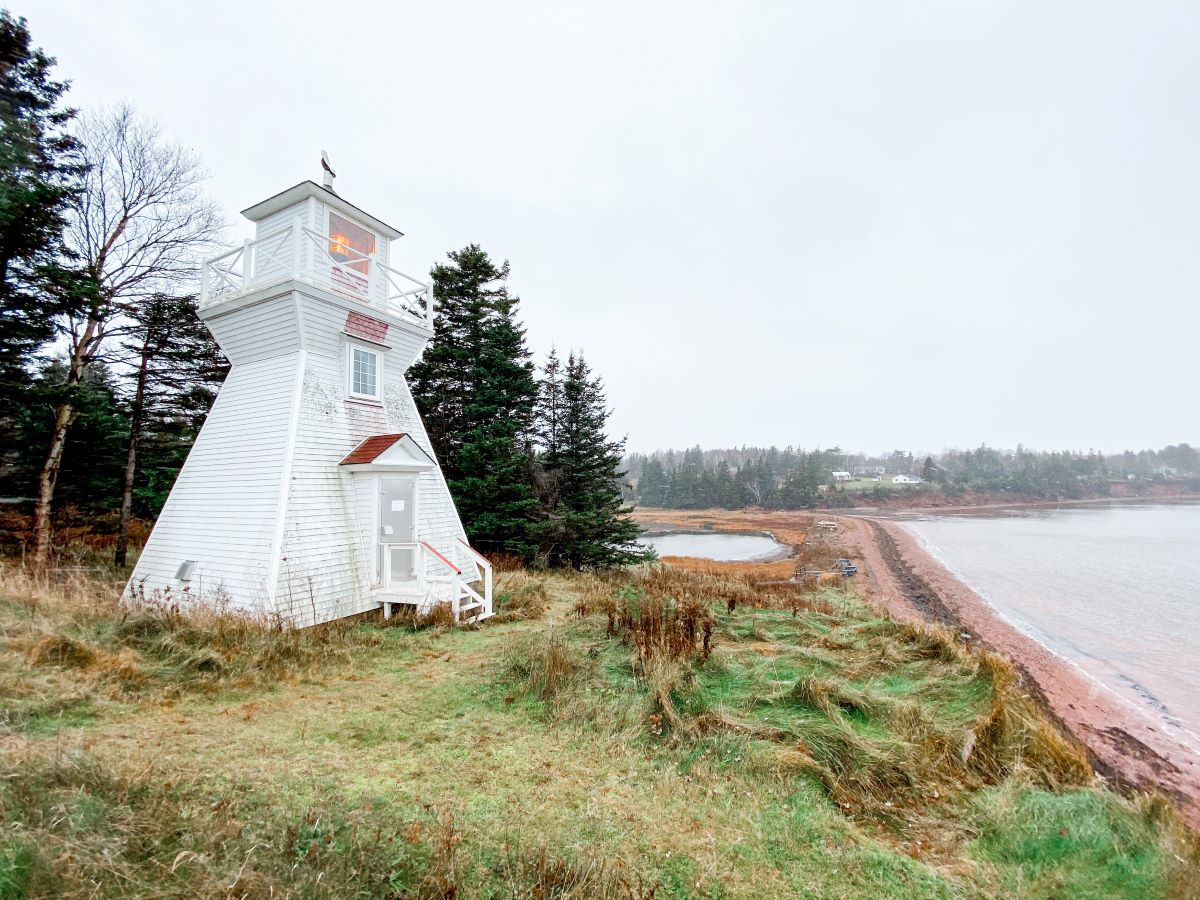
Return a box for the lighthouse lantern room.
[127,170,492,626]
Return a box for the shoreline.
[840,513,1200,827]
[835,487,1200,513]
[841,491,1200,518]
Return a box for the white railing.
[379,540,492,623]
[455,538,493,611]
[199,223,434,331]
[418,541,491,623]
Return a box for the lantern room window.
[329,212,376,297]
[329,213,375,272]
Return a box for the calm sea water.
[902,502,1200,745]
[640,532,788,561]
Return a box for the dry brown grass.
[501,631,584,704]
[496,845,660,900]
[0,744,664,900]
[383,601,459,630]
[969,649,1093,789]
[607,592,715,668]
[0,746,416,899]
[656,555,797,581]
[488,552,527,572]
[765,636,1094,819]
[563,560,1099,825]
[0,563,367,722]
[4,560,1196,897]
[492,571,551,622]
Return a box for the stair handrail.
[419,541,461,575]
[415,541,493,624]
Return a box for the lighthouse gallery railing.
[199,224,434,330]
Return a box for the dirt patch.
[864,521,958,628]
[750,642,781,656]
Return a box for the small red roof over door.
[339,433,435,467]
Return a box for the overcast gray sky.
[32,1,1199,454]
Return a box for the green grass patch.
[970,785,1197,898]
[0,562,1196,898]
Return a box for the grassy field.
[838,479,895,492]
[0,563,1197,898]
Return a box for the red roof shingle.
[340,434,408,465]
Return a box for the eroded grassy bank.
[0,563,1196,898]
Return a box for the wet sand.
[841,515,1200,827]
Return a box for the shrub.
[501,632,583,703]
[606,588,715,669]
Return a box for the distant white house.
[855,466,886,476]
[891,474,924,485]
[831,471,853,482]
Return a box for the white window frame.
[347,341,382,401]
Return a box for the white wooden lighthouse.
[127,172,492,626]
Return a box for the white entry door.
[379,475,416,586]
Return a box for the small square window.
[349,345,380,399]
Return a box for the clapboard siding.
[274,353,368,627]
[128,354,301,613]
[250,205,303,281]
[298,291,428,371]
[204,294,299,364]
[299,294,345,359]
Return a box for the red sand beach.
[841,515,1200,827]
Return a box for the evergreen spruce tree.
[922,455,938,484]
[5,359,127,517]
[409,245,538,557]
[529,347,564,543]
[714,459,736,508]
[534,346,564,461]
[536,351,648,568]
[0,12,84,423]
[636,458,668,506]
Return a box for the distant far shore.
[631,482,1200,518]
[839,489,1200,518]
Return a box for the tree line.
[0,12,228,565]
[0,11,645,570]
[628,443,1200,509]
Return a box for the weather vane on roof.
[321,150,336,192]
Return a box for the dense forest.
[626,443,1200,509]
[0,11,643,569]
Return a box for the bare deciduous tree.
[31,105,223,565]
